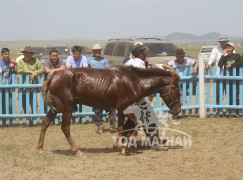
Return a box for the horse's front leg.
[61,110,82,156]
[37,108,57,154]
[125,113,139,140]
[117,110,127,154]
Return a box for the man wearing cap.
[17,46,44,126]
[66,45,88,68]
[123,42,168,150]
[218,42,243,113]
[87,44,114,134]
[162,48,199,76]
[0,48,17,118]
[124,42,148,68]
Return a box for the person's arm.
[105,59,109,68]
[162,63,175,72]
[17,60,32,75]
[218,55,226,67]
[231,54,243,67]
[82,56,89,67]
[66,56,72,69]
[192,61,199,75]
[32,59,44,78]
[206,48,217,69]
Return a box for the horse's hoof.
[37,148,44,155]
[75,150,83,157]
[120,147,128,155]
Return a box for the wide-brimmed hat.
[175,48,186,56]
[21,46,35,54]
[92,44,103,50]
[226,42,235,48]
[217,37,229,42]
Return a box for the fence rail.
[0,66,242,126]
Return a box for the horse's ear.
[171,72,180,81]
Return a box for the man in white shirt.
[66,45,88,68]
[124,42,146,68]
[206,37,230,75]
[124,42,167,150]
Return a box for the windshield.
[43,46,70,56]
[144,43,177,57]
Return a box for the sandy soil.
[0,118,242,180]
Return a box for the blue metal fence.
[0,66,242,126]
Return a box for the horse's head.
[158,80,181,116]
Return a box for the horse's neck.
[139,76,171,96]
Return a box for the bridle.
[163,82,181,108]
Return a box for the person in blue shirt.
[0,48,17,118]
[87,44,114,134]
[66,45,88,122]
[66,45,88,68]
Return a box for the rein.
[164,80,181,107]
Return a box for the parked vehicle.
[198,45,216,64]
[41,46,71,64]
[103,38,178,67]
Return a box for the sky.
[0,0,242,41]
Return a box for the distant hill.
[163,32,226,42]
[163,32,243,43]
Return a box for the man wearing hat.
[17,46,44,126]
[87,44,114,134]
[124,42,168,150]
[124,42,148,68]
[218,42,243,114]
[162,48,199,76]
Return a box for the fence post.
[199,56,206,118]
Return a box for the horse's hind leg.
[37,108,57,154]
[61,110,82,156]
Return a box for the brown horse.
[37,66,181,155]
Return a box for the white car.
[198,45,216,64]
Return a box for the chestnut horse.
[37,66,181,155]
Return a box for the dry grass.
[0,118,242,179]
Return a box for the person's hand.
[226,64,231,68]
[205,64,211,69]
[48,70,55,76]
[170,68,175,72]
[30,74,35,80]
[192,70,198,75]
[3,72,9,77]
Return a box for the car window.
[104,43,116,56]
[143,43,177,57]
[44,47,70,56]
[32,47,44,55]
[201,47,214,53]
[114,42,126,57]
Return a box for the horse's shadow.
[52,142,181,156]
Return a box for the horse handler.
[124,42,168,151]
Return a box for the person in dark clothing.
[218,42,243,114]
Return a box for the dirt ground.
[0,118,242,180]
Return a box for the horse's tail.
[42,77,63,113]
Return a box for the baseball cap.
[131,42,148,54]
[226,42,235,48]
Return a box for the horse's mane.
[116,66,172,77]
